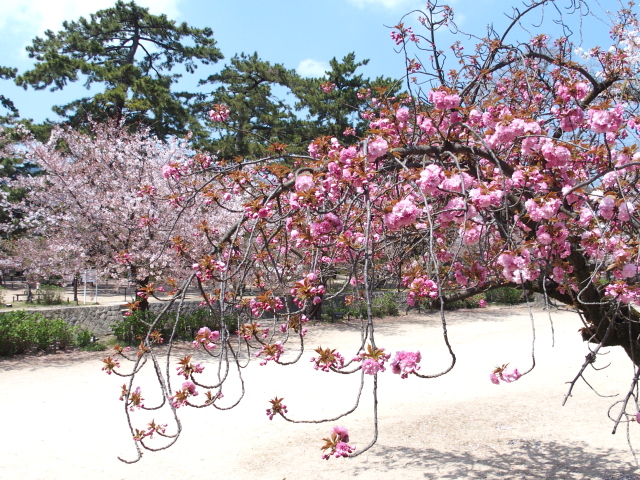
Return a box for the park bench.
[12,291,45,303]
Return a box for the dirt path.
[0,306,638,479]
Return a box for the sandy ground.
[1,305,639,480]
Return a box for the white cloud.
[296,59,330,78]
[347,0,418,9]
[0,0,182,37]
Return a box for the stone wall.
[23,300,203,336]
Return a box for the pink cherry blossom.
[502,367,522,383]
[621,264,638,278]
[390,350,421,378]
[559,107,585,131]
[428,90,461,110]
[295,175,315,192]
[209,104,230,122]
[331,426,350,443]
[618,202,635,222]
[599,196,616,220]
[396,108,410,123]
[541,141,571,168]
[417,165,444,195]
[384,198,420,231]
[587,104,624,134]
[417,115,436,135]
[362,358,384,375]
[368,136,389,160]
[491,365,522,384]
[321,81,336,93]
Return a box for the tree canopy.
[193,52,304,157]
[194,52,400,158]
[4,121,243,295]
[15,0,222,139]
[291,53,400,141]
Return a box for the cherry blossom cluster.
[101,356,120,375]
[133,420,167,442]
[249,296,284,317]
[209,103,230,122]
[403,274,439,306]
[170,381,199,409]
[255,341,284,366]
[321,81,336,93]
[192,327,220,350]
[266,397,288,420]
[311,347,345,372]
[280,314,309,337]
[390,23,419,45]
[390,350,422,378]
[176,355,205,378]
[604,282,640,305]
[321,426,355,460]
[120,386,145,412]
[353,345,390,375]
[490,364,522,385]
[290,273,326,307]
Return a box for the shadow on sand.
[352,440,638,479]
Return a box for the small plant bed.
[110,308,240,346]
[322,292,400,322]
[444,293,487,310]
[0,310,102,356]
[485,287,526,305]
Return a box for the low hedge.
[0,310,95,356]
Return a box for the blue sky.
[0,0,625,123]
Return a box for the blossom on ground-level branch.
[390,350,421,378]
[266,397,288,420]
[321,426,355,459]
[353,344,390,375]
[490,364,522,384]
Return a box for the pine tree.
[291,53,400,142]
[0,66,18,122]
[16,0,222,140]
[195,52,400,158]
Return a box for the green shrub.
[73,327,104,350]
[445,293,486,310]
[345,299,368,319]
[0,311,35,355]
[485,287,524,305]
[36,285,65,305]
[372,293,399,317]
[110,307,239,344]
[33,316,54,350]
[110,310,151,344]
[222,314,240,334]
[50,319,74,350]
[74,328,94,348]
[0,311,78,355]
[82,342,107,352]
[336,293,400,320]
